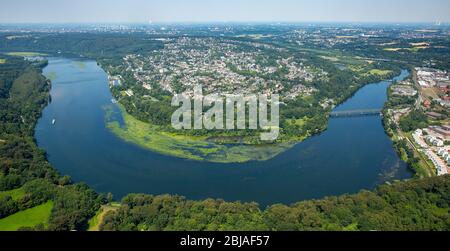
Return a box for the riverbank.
[382,70,437,178]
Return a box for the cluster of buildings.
[108,75,122,87]
[424,149,449,176]
[391,81,418,97]
[425,135,444,147]
[434,98,450,109]
[415,67,450,110]
[120,37,320,99]
[413,125,450,176]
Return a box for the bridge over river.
[330,109,382,118]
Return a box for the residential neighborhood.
[116,37,321,99]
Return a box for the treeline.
[100,175,450,231]
[0,55,102,230]
[0,33,163,64]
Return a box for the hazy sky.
[1,0,449,23]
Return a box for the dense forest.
[101,176,450,231]
[399,110,430,132]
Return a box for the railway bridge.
[330,109,382,118]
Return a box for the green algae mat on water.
[104,104,293,163]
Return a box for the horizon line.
[0,21,448,25]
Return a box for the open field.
[88,204,121,231]
[0,201,53,231]
[421,88,440,100]
[383,46,429,52]
[383,48,403,52]
[367,69,393,76]
[0,187,26,201]
[0,59,5,64]
[6,52,47,57]
[409,46,430,52]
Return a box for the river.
[35,58,412,207]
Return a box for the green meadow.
[0,201,53,231]
[6,52,47,57]
[366,69,393,77]
[87,207,104,231]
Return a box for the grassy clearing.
[0,201,53,231]
[348,63,393,78]
[0,59,6,64]
[286,117,309,127]
[367,69,393,76]
[383,46,428,53]
[383,48,403,52]
[105,105,292,163]
[87,208,103,231]
[320,56,340,62]
[0,187,26,201]
[88,204,120,231]
[6,52,47,57]
[409,46,429,52]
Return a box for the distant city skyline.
[1,0,450,24]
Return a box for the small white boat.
[52,119,56,125]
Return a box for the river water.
[35,58,412,207]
